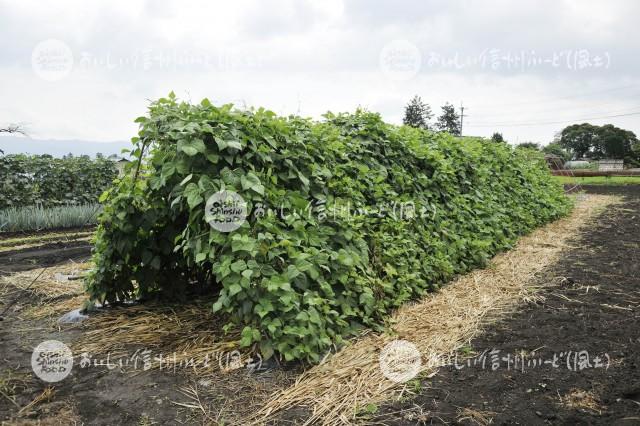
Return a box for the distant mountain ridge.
[0,136,131,158]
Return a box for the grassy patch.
[553,175,640,185]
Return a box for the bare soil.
[0,241,92,275]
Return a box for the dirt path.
[376,185,640,425]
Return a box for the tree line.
[403,95,461,135]
[402,96,640,166]
[509,124,640,166]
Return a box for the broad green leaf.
[178,139,206,156]
[183,183,203,209]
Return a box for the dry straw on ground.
[0,262,90,300]
[0,261,91,327]
[73,303,243,375]
[456,407,497,426]
[17,386,56,416]
[22,294,89,321]
[558,388,604,415]
[250,194,620,425]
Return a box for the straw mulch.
[0,253,244,376]
[250,194,619,425]
[0,262,89,300]
[22,294,89,321]
[558,388,604,415]
[73,303,243,375]
[1,262,91,326]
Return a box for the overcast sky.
[1,0,639,146]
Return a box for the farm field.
[1,185,639,425]
[4,1,640,425]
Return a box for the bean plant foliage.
[0,154,117,208]
[86,93,572,362]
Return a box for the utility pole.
[459,102,466,136]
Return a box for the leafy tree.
[435,103,460,135]
[402,95,432,129]
[558,123,638,160]
[595,124,637,159]
[516,142,540,150]
[558,123,600,158]
[491,132,504,143]
[630,140,640,167]
[542,142,570,162]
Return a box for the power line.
[475,83,639,109]
[469,96,640,120]
[467,104,640,126]
[465,110,640,128]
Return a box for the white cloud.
[0,0,639,145]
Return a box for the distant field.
[553,175,640,185]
